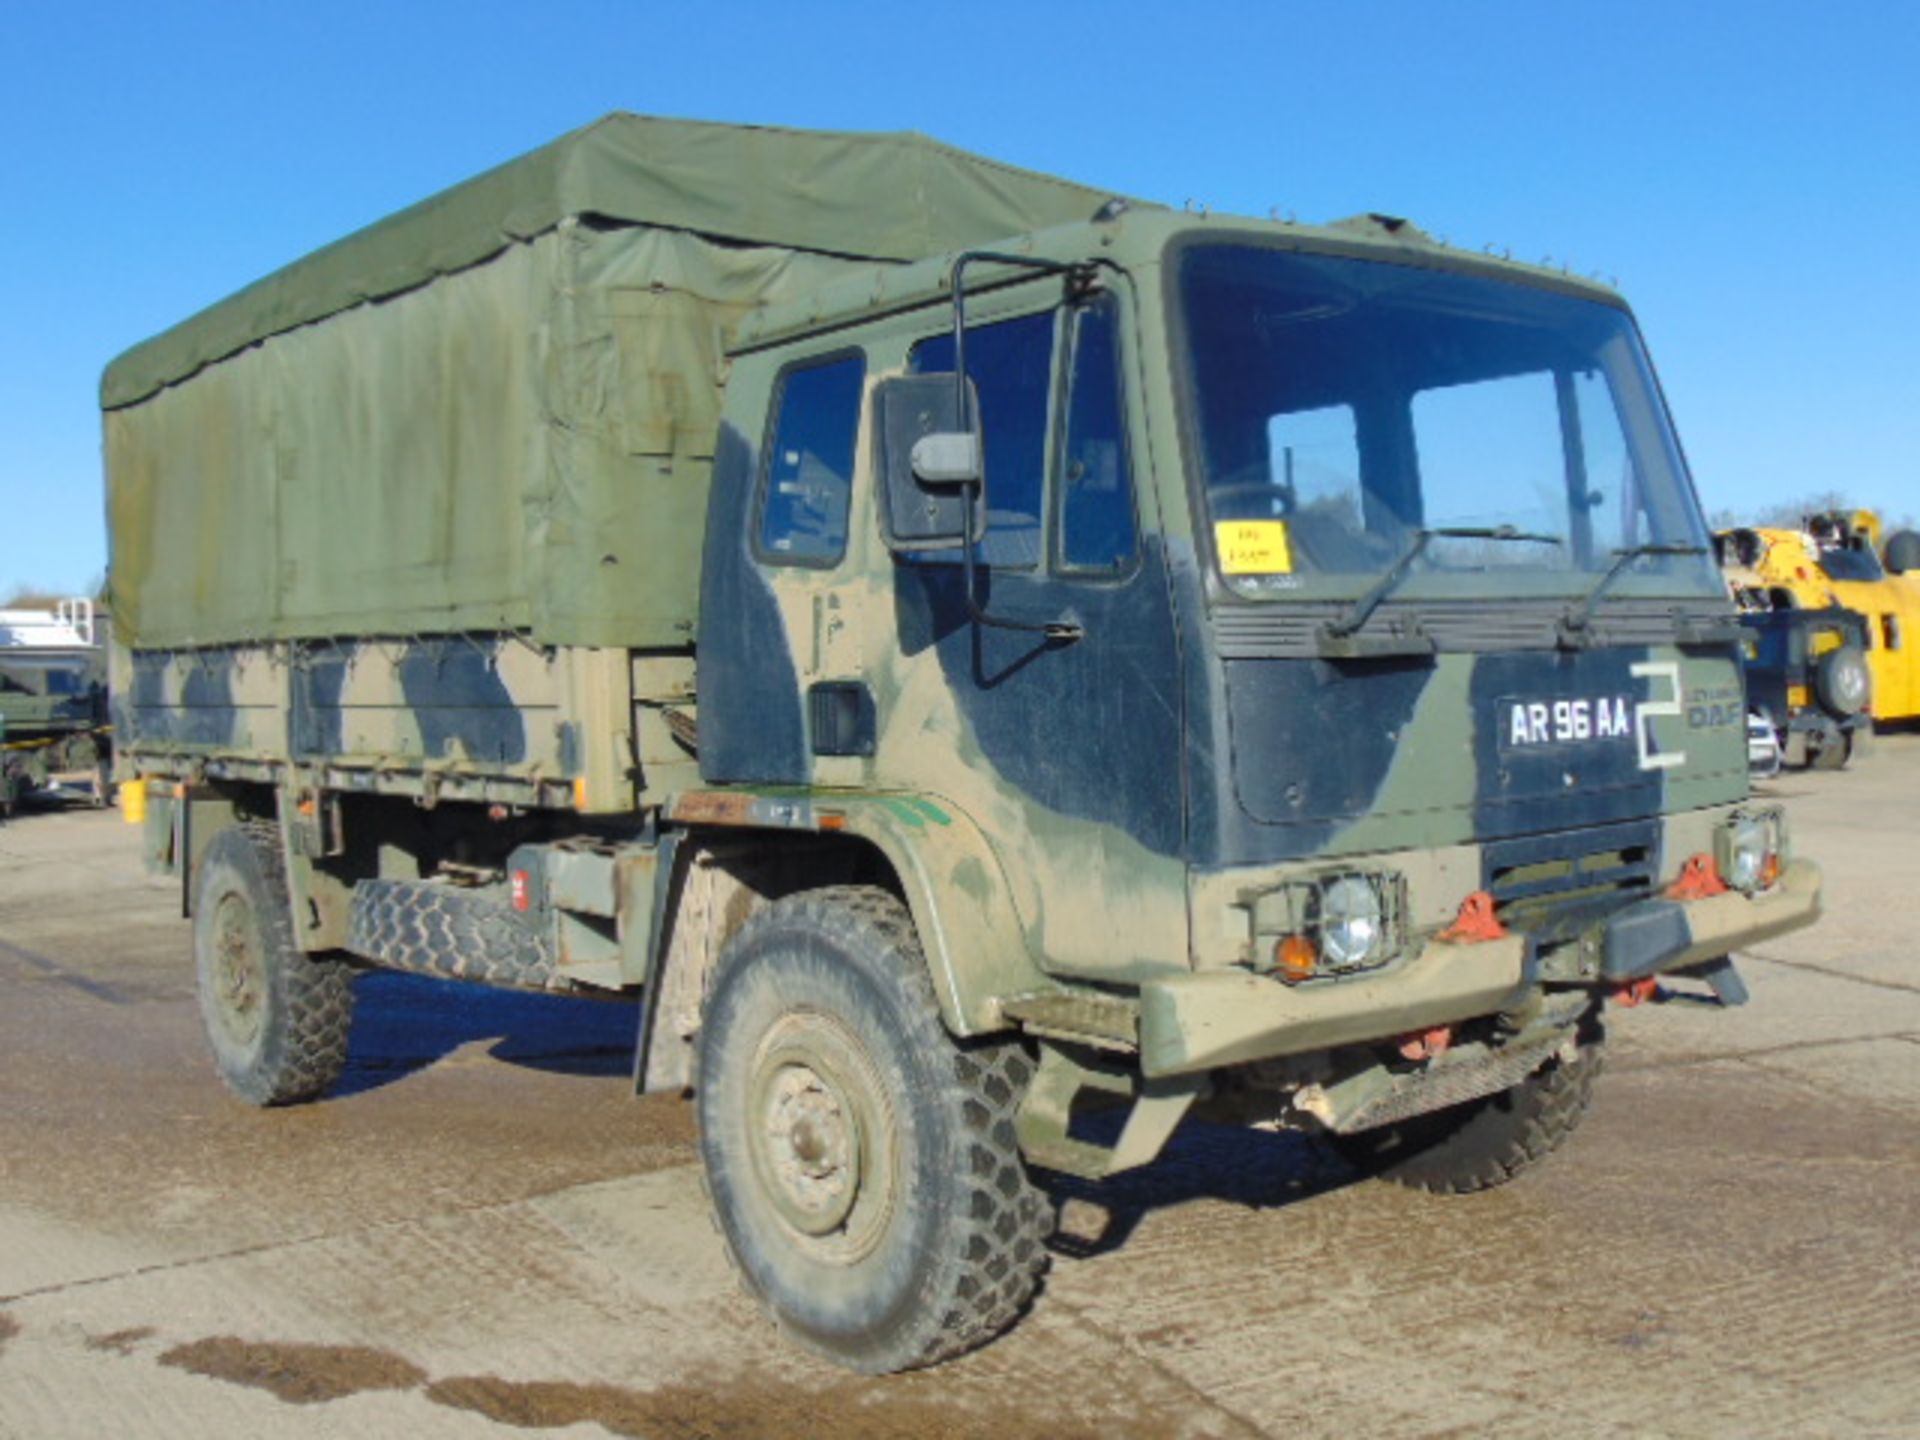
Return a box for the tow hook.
[1397,1026,1454,1061]
[1610,977,1660,1008]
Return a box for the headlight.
[1723,816,1768,890]
[1252,870,1405,982]
[1317,875,1387,969]
[1715,808,1785,894]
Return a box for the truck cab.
[695,209,1814,1078]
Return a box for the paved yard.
[1,741,1916,1438]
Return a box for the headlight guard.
[1250,870,1407,982]
[1716,806,1787,895]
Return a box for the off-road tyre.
[1813,644,1870,720]
[1332,1029,1604,1195]
[1807,725,1853,771]
[194,822,353,1105]
[347,878,559,991]
[695,885,1051,1373]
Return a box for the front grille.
[1482,820,1660,941]
[1212,599,1730,659]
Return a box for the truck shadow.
[336,971,638,1097]
[0,792,111,823]
[1040,1118,1359,1260]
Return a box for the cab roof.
[730,206,1627,353]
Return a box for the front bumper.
[1138,859,1822,1078]
[1602,857,1821,982]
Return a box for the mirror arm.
[947,251,1095,432]
[944,251,1095,645]
[954,481,1083,643]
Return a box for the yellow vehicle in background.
[1718,510,1920,724]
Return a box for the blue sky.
[2,0,1915,595]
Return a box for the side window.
[1057,297,1139,573]
[911,310,1055,568]
[757,353,865,566]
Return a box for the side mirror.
[909,431,981,484]
[875,374,986,551]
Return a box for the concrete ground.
[0,742,1915,1439]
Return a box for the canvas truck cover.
[103,114,1124,650]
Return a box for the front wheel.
[1330,1023,1604,1194]
[695,886,1050,1373]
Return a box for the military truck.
[0,598,111,815]
[105,114,1821,1372]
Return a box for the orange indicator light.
[1276,934,1317,982]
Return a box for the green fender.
[830,793,1050,1035]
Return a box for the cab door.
[696,348,869,784]
[875,288,1188,975]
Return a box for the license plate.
[1501,694,1635,750]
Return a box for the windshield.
[1177,242,1718,602]
[1812,542,1884,583]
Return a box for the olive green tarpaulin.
[103,114,1124,649]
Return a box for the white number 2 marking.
[1630,660,1686,772]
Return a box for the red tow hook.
[1398,1026,1454,1061]
[1610,977,1660,1008]
[1439,890,1508,943]
[1667,853,1728,901]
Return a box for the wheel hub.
[744,1011,897,1259]
[760,1060,862,1235]
[210,892,265,1047]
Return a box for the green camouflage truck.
[1,600,111,815]
[105,114,1821,1372]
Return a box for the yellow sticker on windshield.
[1216,520,1294,575]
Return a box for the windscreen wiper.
[1323,525,1563,641]
[1557,543,1708,646]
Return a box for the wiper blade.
[1559,543,1709,643]
[1323,525,1563,640]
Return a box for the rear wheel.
[194,822,353,1105]
[1807,725,1852,771]
[695,885,1050,1372]
[1331,1024,1604,1194]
